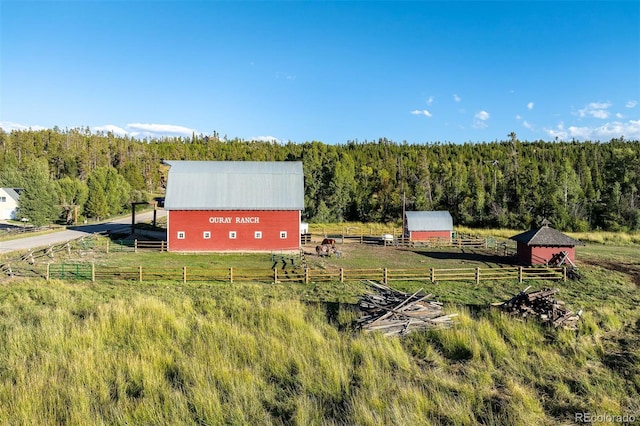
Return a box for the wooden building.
[164,161,304,252]
[0,188,20,220]
[510,220,582,266]
[404,211,453,241]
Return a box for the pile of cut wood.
[357,281,457,336]
[493,286,582,330]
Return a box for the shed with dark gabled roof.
[510,219,583,266]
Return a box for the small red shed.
[404,211,453,241]
[509,220,583,266]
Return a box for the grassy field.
[456,226,640,246]
[0,238,639,424]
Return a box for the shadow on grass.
[410,248,518,268]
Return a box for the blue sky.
[1,1,638,144]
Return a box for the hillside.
[0,243,638,424]
[1,128,639,231]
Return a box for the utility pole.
[402,190,406,238]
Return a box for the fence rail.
[32,264,566,284]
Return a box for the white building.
[0,188,20,220]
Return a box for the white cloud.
[127,123,196,138]
[411,109,432,117]
[588,102,611,109]
[626,100,638,108]
[472,110,490,129]
[453,94,461,102]
[515,115,522,120]
[1,121,199,139]
[616,113,624,119]
[93,124,128,136]
[544,122,567,140]
[576,101,612,119]
[0,121,46,131]
[527,102,534,110]
[590,110,610,119]
[523,121,533,129]
[475,110,490,121]
[426,96,434,105]
[251,136,280,143]
[545,119,640,140]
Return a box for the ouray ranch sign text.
[209,216,260,224]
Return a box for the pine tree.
[16,158,57,226]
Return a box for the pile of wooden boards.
[357,281,457,336]
[494,286,582,330]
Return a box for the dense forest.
[0,127,639,231]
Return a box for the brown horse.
[316,244,334,257]
[321,238,336,248]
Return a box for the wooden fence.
[42,264,566,284]
[106,239,167,252]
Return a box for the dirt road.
[0,210,166,254]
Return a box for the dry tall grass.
[0,274,638,425]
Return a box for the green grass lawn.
[1,236,639,424]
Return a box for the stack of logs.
[494,286,582,330]
[357,281,457,336]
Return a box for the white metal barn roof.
[164,161,304,210]
[405,211,453,231]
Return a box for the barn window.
[229,231,237,239]
[177,231,185,239]
[280,231,287,239]
[0,197,5,202]
[254,231,262,239]
[203,231,211,239]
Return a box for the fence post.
[519,266,523,284]
[46,263,50,281]
[383,268,388,285]
[274,268,278,283]
[139,266,143,282]
[161,241,165,252]
[229,267,233,283]
[340,268,344,283]
[430,268,435,283]
[304,268,309,284]
[134,240,138,253]
[106,239,110,254]
[563,267,567,282]
[475,267,480,285]
[183,266,187,283]
[92,263,95,282]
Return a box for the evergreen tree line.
[1,127,638,231]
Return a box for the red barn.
[404,211,453,241]
[164,161,304,252]
[510,220,582,266]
